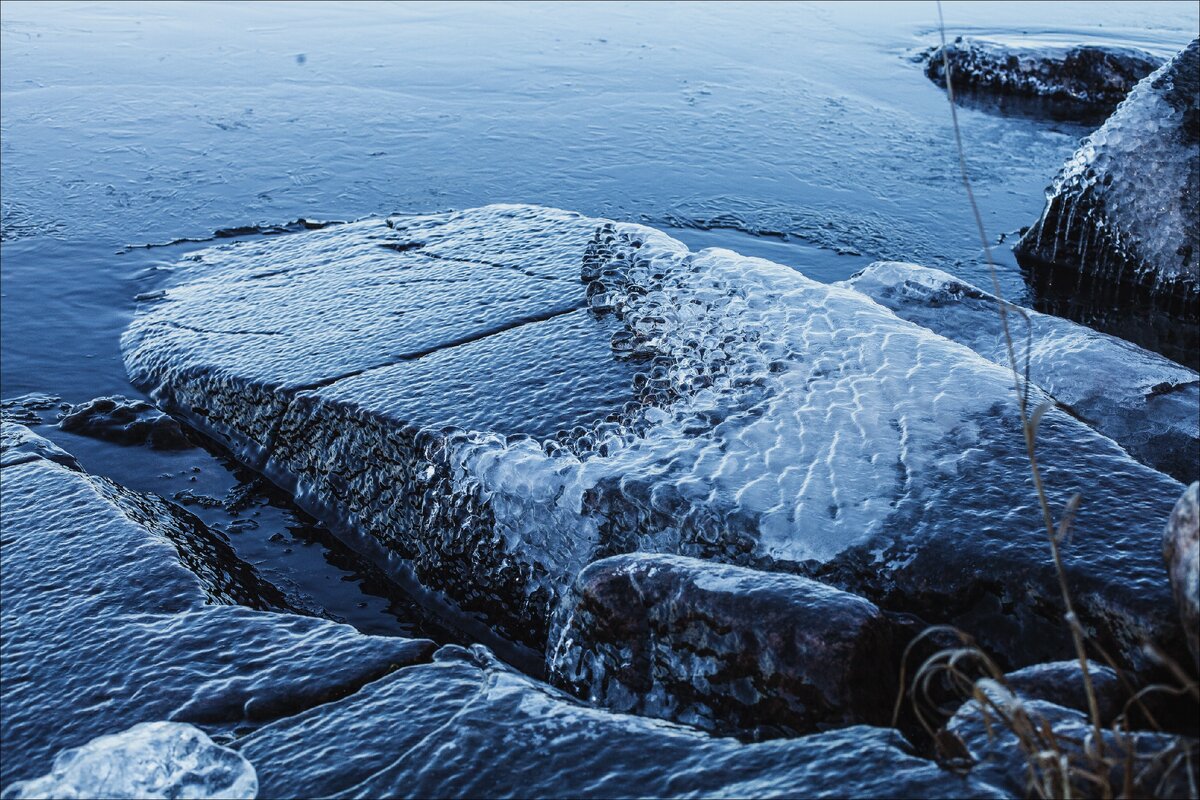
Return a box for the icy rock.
[0,393,67,427]
[0,425,436,788]
[2,722,256,800]
[924,37,1161,120]
[123,204,1186,671]
[59,394,192,449]
[237,643,999,799]
[1014,40,1199,335]
[1,421,81,471]
[548,553,897,737]
[843,261,1199,483]
[946,679,1196,797]
[1002,661,1122,724]
[1164,482,1200,670]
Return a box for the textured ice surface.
[0,425,435,787]
[1015,39,1199,307]
[236,644,999,799]
[844,262,1199,482]
[924,37,1161,119]
[123,205,1186,669]
[2,722,256,800]
[548,553,897,737]
[1,420,81,471]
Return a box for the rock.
[0,424,436,787]
[843,262,1199,483]
[946,679,1196,798]
[1003,660,1122,724]
[237,644,1000,799]
[1014,40,1199,364]
[548,553,897,738]
[1,421,81,471]
[123,204,1186,672]
[1164,482,1200,670]
[923,37,1161,121]
[0,393,67,427]
[58,394,192,449]
[1,722,257,800]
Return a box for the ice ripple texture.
[123,204,1185,668]
[1,722,256,800]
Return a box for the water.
[1,0,1195,681]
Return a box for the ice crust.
[123,204,1186,667]
[2,722,256,800]
[1015,39,1199,304]
[844,261,1199,482]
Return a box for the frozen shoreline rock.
[1013,39,1199,358]
[1164,482,1200,670]
[0,424,436,788]
[1,425,997,799]
[123,204,1186,672]
[58,394,193,449]
[548,554,898,738]
[843,261,1199,483]
[923,37,1161,121]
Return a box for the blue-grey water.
[1,3,1197,792]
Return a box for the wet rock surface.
[0,424,436,788]
[237,644,1000,799]
[1002,661,1123,725]
[1014,39,1200,361]
[1163,482,1200,669]
[945,679,1197,798]
[844,261,1199,483]
[1,420,81,471]
[923,37,1162,121]
[123,204,1187,674]
[58,394,193,449]
[549,554,898,738]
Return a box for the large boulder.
[0,424,435,788]
[1164,482,1200,670]
[1014,39,1199,364]
[923,37,1161,121]
[548,554,898,738]
[844,261,1199,483]
[123,204,1186,671]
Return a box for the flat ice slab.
[123,205,1187,668]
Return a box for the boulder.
[236,644,1000,799]
[1002,660,1122,724]
[924,37,1161,121]
[123,204,1186,671]
[0,425,436,788]
[945,679,1196,798]
[58,394,192,449]
[844,261,1199,483]
[2,722,256,800]
[1164,482,1200,670]
[548,553,897,738]
[1014,40,1199,363]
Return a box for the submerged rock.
[844,261,1199,483]
[1014,39,1199,358]
[237,644,999,799]
[923,37,1161,121]
[0,424,435,788]
[1164,482,1200,670]
[2,722,257,800]
[123,204,1186,672]
[58,394,192,449]
[549,554,897,738]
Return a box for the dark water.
[2,0,1196,636]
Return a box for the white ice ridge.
[844,261,1199,482]
[2,722,257,800]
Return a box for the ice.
[843,261,1199,482]
[2,722,256,800]
[123,205,1186,670]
